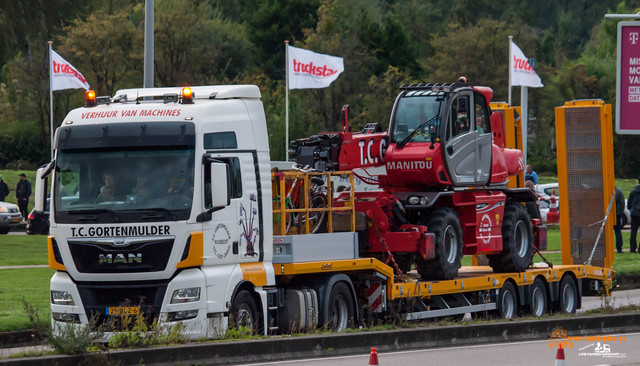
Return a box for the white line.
[244,332,640,365]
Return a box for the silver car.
[0,201,22,234]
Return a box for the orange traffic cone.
[547,188,559,224]
[369,347,379,365]
[555,343,566,366]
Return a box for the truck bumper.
[50,269,219,340]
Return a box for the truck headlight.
[171,287,201,304]
[51,290,75,306]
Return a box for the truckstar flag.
[287,45,344,89]
[509,40,543,88]
[50,49,90,91]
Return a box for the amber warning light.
[85,90,96,107]
[181,87,193,104]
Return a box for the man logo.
[99,253,142,264]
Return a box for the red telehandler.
[290,80,545,280]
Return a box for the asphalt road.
[246,332,640,366]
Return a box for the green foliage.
[23,299,102,355]
[107,314,187,349]
[1,0,640,175]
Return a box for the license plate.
[12,217,19,223]
[107,306,140,316]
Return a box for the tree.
[154,0,255,86]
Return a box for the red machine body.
[291,82,542,280]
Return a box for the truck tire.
[488,202,533,273]
[528,278,549,317]
[230,290,261,334]
[325,281,354,332]
[416,208,463,280]
[497,281,518,319]
[558,276,578,314]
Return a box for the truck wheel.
[416,208,463,280]
[488,202,533,273]
[559,276,578,314]
[497,281,518,319]
[326,282,354,332]
[528,278,549,317]
[230,290,261,334]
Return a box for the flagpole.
[48,41,54,160]
[285,40,289,162]
[521,86,528,165]
[508,36,513,106]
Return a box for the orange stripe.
[177,232,204,269]
[47,236,66,271]
[240,263,268,287]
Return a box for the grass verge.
[0,268,53,332]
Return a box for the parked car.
[26,198,49,235]
[0,201,22,234]
[534,182,630,227]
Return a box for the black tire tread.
[416,207,463,280]
[488,202,533,273]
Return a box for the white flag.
[509,40,543,88]
[287,45,344,90]
[50,49,90,91]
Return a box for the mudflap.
[532,219,547,251]
[420,232,436,260]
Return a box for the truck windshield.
[390,92,443,144]
[54,147,195,223]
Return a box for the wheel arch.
[230,280,262,314]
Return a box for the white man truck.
[37,85,613,339]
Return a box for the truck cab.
[43,85,275,338]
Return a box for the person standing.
[627,179,640,253]
[614,186,625,254]
[524,165,538,185]
[16,173,31,221]
[0,175,9,202]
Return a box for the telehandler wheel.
[416,208,463,280]
[230,290,262,334]
[488,202,533,273]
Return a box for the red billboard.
[617,21,640,134]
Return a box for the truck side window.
[204,157,242,209]
[204,132,238,149]
[474,92,491,134]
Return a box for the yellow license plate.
[12,217,19,223]
[107,306,140,316]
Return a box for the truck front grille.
[68,238,174,273]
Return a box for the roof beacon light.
[181,87,193,104]
[85,90,97,107]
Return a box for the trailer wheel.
[488,202,533,273]
[416,208,463,280]
[326,282,354,332]
[559,276,578,314]
[230,290,261,334]
[529,278,549,317]
[497,281,518,319]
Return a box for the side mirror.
[210,162,230,211]
[429,125,437,149]
[34,164,51,212]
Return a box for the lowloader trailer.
[35,84,613,339]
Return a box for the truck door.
[443,92,477,185]
[203,151,261,265]
[473,91,492,184]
